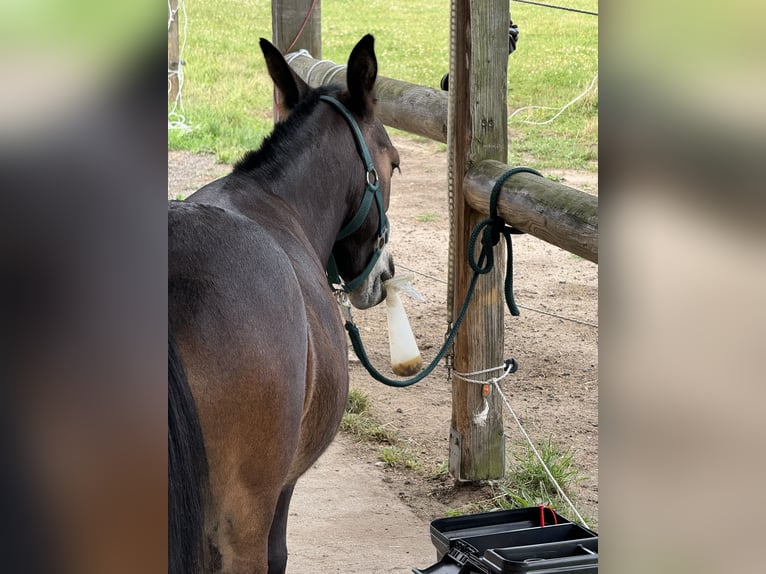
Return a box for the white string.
[321,64,347,86]
[285,49,311,65]
[452,362,515,385]
[168,0,194,132]
[509,73,598,126]
[305,58,340,85]
[453,363,516,426]
[288,51,347,88]
[493,381,589,527]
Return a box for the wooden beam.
[465,160,599,263]
[271,0,322,56]
[286,54,448,143]
[447,0,509,482]
[271,0,322,122]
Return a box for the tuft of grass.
[511,438,582,497]
[340,388,424,473]
[341,412,398,444]
[340,388,398,444]
[444,438,587,523]
[477,438,586,522]
[434,460,450,477]
[380,446,423,471]
[415,213,439,223]
[345,387,369,415]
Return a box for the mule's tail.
[169,328,209,574]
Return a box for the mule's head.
[260,34,399,310]
[329,35,399,309]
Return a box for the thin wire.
[517,304,597,328]
[494,381,589,527]
[395,264,597,328]
[396,264,449,287]
[509,73,598,126]
[513,0,598,16]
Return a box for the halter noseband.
[320,95,390,293]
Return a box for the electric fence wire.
[396,264,597,328]
[513,0,598,16]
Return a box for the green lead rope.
[345,166,542,388]
[467,166,542,316]
[346,269,482,387]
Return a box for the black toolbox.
[413,507,598,574]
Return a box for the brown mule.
[168,35,399,573]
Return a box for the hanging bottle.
[383,275,424,376]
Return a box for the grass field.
[168,0,597,170]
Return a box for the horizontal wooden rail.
[287,53,599,263]
[464,160,598,263]
[287,51,449,143]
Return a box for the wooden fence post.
[447,0,509,481]
[271,0,322,121]
[168,0,180,102]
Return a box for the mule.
[168,35,400,574]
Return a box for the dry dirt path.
[285,435,437,573]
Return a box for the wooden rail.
[287,53,449,143]
[465,161,598,263]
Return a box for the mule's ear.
[346,34,377,117]
[259,38,310,112]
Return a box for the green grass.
[340,388,398,444]
[345,387,370,415]
[169,0,597,170]
[482,438,587,522]
[381,446,423,471]
[511,438,582,498]
[415,213,439,223]
[442,438,588,523]
[340,389,422,471]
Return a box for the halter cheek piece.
[320,95,390,293]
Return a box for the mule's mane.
[233,85,341,176]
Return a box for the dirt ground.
[168,134,598,572]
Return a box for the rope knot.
[468,166,543,316]
[488,216,506,246]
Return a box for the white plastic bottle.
[383,275,424,376]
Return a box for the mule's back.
[169,199,324,570]
[168,34,396,574]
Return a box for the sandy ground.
[168,133,598,572]
[284,436,437,573]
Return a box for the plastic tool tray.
[413,507,598,574]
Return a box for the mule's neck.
[231,105,365,267]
